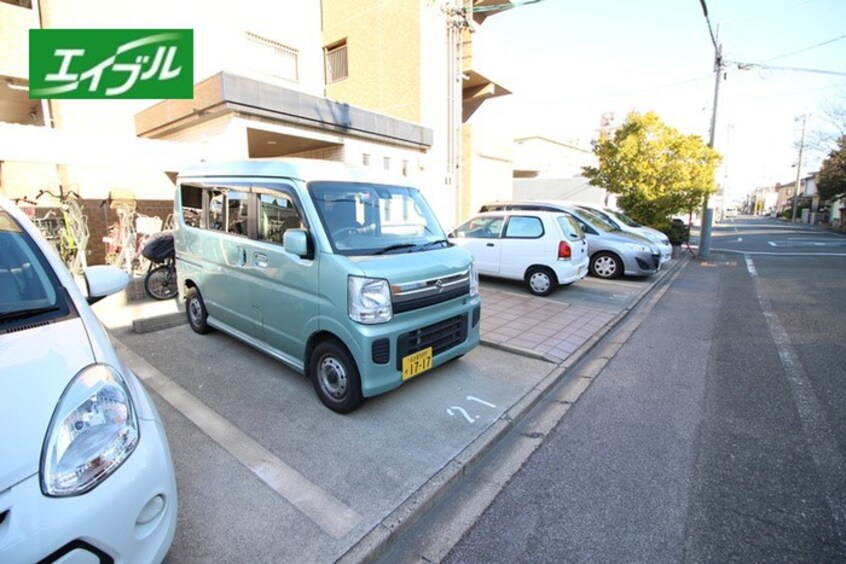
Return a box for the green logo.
[29,29,193,99]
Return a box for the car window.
[574,207,617,232]
[256,190,304,245]
[606,209,641,228]
[309,181,446,254]
[504,216,543,238]
[0,210,70,325]
[452,216,504,239]
[556,214,584,240]
[579,206,620,229]
[208,188,250,236]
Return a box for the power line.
[729,61,846,78]
[764,33,846,63]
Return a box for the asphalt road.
[416,217,846,562]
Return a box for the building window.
[245,32,299,82]
[362,153,370,166]
[383,157,390,171]
[402,160,409,177]
[325,41,348,83]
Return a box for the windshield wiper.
[420,239,449,249]
[374,243,418,255]
[0,306,60,323]
[374,239,450,255]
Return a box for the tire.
[310,340,363,414]
[525,266,557,296]
[185,287,211,334]
[590,252,623,279]
[145,264,178,300]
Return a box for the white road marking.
[447,406,477,423]
[712,249,846,256]
[746,257,846,543]
[114,339,363,539]
[466,396,496,408]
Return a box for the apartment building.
[1,0,512,263]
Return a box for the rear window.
[556,214,584,239]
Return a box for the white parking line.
[746,257,846,543]
[113,339,363,539]
[712,249,846,256]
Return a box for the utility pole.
[791,114,807,222]
[696,0,722,259]
[698,42,722,258]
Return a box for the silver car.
[480,201,661,279]
[571,204,673,266]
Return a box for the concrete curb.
[132,310,186,334]
[339,256,693,563]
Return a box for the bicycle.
[141,231,178,300]
[36,188,89,276]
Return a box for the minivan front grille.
[391,270,470,314]
[396,314,468,370]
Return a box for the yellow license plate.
[402,347,433,380]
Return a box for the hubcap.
[595,257,617,277]
[189,298,202,324]
[318,356,348,399]
[529,272,550,294]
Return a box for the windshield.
[0,210,69,325]
[606,209,642,228]
[574,207,618,232]
[309,181,447,255]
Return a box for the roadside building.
[0,0,514,263]
[509,136,608,208]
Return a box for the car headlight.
[469,261,479,297]
[41,364,139,497]
[348,276,393,324]
[623,242,650,253]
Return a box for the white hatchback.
[0,196,177,562]
[448,210,589,296]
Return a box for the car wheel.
[525,266,557,296]
[310,340,364,414]
[590,252,623,279]
[185,287,211,334]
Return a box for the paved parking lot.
[91,261,685,562]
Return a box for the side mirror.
[84,265,130,305]
[283,228,310,258]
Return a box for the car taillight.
[558,241,571,260]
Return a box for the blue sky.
[480,0,846,200]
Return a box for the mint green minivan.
[174,160,481,413]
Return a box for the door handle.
[237,247,247,266]
[254,252,268,268]
[486,242,495,247]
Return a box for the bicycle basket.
[141,231,174,263]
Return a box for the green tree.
[582,111,722,228]
[817,135,846,202]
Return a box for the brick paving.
[480,288,615,364]
[98,283,616,366]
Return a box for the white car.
[0,196,177,562]
[448,210,589,296]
